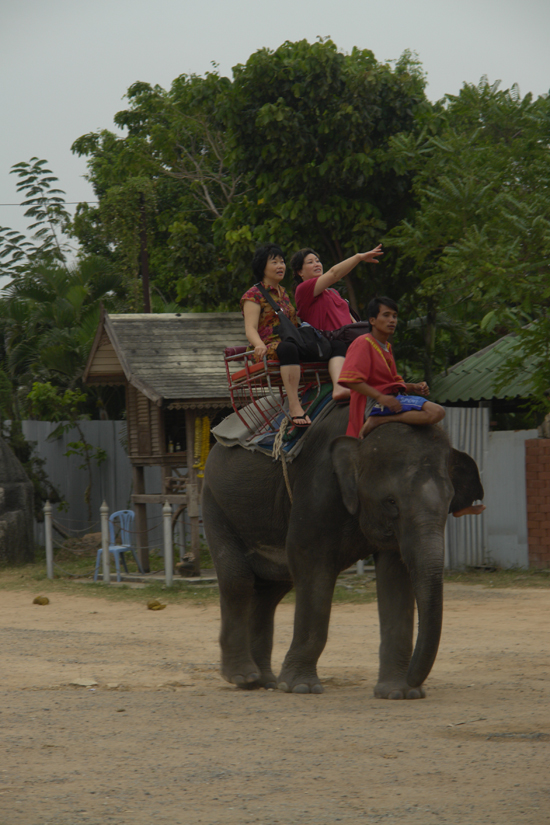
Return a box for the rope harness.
[272,417,293,503]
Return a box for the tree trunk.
[424,301,437,386]
[139,194,151,313]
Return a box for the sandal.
[291,415,311,428]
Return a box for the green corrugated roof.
[431,332,538,403]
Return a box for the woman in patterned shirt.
[241,243,312,426]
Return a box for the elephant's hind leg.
[374,549,426,700]
[202,486,261,689]
[219,583,263,689]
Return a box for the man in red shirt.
[338,297,446,438]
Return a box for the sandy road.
[1,583,549,825]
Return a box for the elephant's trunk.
[400,525,445,688]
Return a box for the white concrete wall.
[483,429,537,568]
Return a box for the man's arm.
[341,380,402,413]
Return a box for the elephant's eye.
[388,497,397,505]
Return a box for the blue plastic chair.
[94,510,143,582]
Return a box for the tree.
[0,259,119,389]
[221,39,431,313]
[0,159,125,417]
[384,77,550,393]
[71,41,431,313]
[71,72,237,310]
[27,382,107,525]
[0,158,74,278]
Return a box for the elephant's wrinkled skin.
[202,407,483,698]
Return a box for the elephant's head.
[330,423,484,688]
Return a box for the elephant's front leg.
[278,562,337,694]
[374,548,425,699]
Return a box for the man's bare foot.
[332,384,351,402]
[452,504,486,518]
[358,416,385,439]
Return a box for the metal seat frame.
[224,346,331,439]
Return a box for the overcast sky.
[1,0,549,253]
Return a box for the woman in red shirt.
[291,245,383,401]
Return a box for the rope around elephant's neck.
[272,417,293,503]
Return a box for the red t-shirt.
[339,334,406,437]
[295,276,353,330]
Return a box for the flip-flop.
[291,415,311,428]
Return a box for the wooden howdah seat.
[224,346,331,435]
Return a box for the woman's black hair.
[251,244,285,282]
[289,247,321,287]
[367,296,399,320]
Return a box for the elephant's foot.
[374,680,426,700]
[222,658,278,690]
[277,666,324,695]
[222,657,261,689]
[259,670,278,690]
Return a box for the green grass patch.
[444,567,550,588]
[0,543,218,604]
[2,549,549,608]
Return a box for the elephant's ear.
[448,448,484,514]
[330,436,361,515]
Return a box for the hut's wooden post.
[133,465,150,573]
[161,464,172,494]
[185,409,201,576]
[163,500,173,587]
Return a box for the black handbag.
[321,321,371,344]
[255,283,333,361]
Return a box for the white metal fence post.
[100,500,110,584]
[163,500,173,587]
[44,500,54,580]
[356,559,364,575]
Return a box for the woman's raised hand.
[358,244,383,264]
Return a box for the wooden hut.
[83,309,247,574]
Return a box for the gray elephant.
[202,407,483,698]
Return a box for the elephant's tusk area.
[452,504,486,518]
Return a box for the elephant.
[202,406,484,699]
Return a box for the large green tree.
[71,72,237,310]
[222,39,430,312]
[0,159,123,417]
[385,77,550,391]
[71,40,430,313]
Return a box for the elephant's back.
[203,442,290,513]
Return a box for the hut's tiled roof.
[84,311,248,406]
[431,331,538,403]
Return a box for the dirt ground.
[1,583,549,825]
